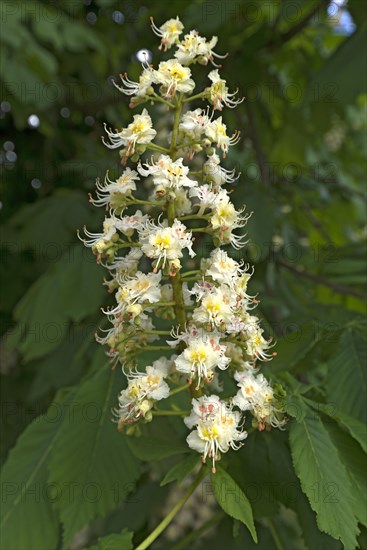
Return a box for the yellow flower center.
[170,67,187,80]
[153,234,172,248]
[167,22,178,33]
[201,425,219,439]
[135,280,150,292]
[131,121,147,134]
[205,299,221,313]
[167,165,183,177]
[217,124,227,136]
[147,374,160,386]
[189,347,208,363]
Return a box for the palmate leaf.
[48,366,141,547]
[8,245,105,361]
[304,397,367,453]
[86,528,133,550]
[326,422,367,528]
[289,406,360,548]
[127,436,189,461]
[0,391,73,550]
[160,454,200,486]
[211,465,257,543]
[327,328,367,423]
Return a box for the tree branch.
[277,259,365,300]
[245,101,269,185]
[267,0,328,49]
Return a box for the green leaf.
[305,27,367,106]
[327,328,367,423]
[333,413,367,454]
[245,185,275,261]
[305,398,367,453]
[6,189,94,248]
[127,436,189,462]
[86,528,133,550]
[230,431,278,517]
[259,431,341,550]
[9,245,105,361]
[211,466,257,543]
[0,393,72,550]
[271,323,323,373]
[289,407,360,548]
[326,422,367,528]
[48,367,140,547]
[160,455,199,486]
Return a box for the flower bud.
[127,304,143,319]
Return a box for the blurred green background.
[0,0,366,549]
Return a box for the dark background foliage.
[0,1,366,549]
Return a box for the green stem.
[166,96,188,333]
[171,512,225,550]
[136,346,172,353]
[191,227,211,233]
[127,198,163,206]
[266,519,285,550]
[169,383,190,396]
[136,466,208,550]
[153,409,189,416]
[174,139,205,150]
[170,95,183,155]
[146,143,171,154]
[116,241,142,249]
[150,301,176,307]
[182,91,207,103]
[181,270,201,278]
[178,214,210,221]
[152,92,175,109]
[144,329,171,335]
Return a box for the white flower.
[115,361,170,427]
[138,155,197,190]
[113,68,154,97]
[233,371,285,430]
[233,268,255,299]
[175,31,226,67]
[114,271,162,312]
[103,109,157,155]
[211,192,238,230]
[192,286,234,329]
[185,395,247,472]
[90,168,140,210]
[154,59,195,98]
[150,16,184,51]
[179,108,211,140]
[189,280,215,302]
[205,70,244,110]
[116,210,149,237]
[242,316,274,361]
[175,333,229,387]
[167,323,208,347]
[210,190,250,235]
[161,282,193,306]
[105,248,143,278]
[174,188,193,216]
[205,117,240,156]
[79,216,119,256]
[188,183,218,210]
[139,218,195,272]
[202,248,241,285]
[203,153,240,187]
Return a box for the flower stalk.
[136,465,208,550]
[80,15,286,475]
